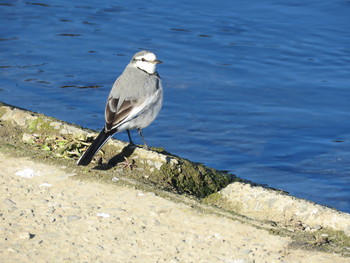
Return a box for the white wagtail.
[77,50,163,166]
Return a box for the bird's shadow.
[93,144,137,170]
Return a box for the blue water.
[1,0,350,212]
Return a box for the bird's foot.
[142,144,149,150]
[118,157,136,170]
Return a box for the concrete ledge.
[216,182,350,236]
[1,102,350,238]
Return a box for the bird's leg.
[127,129,135,146]
[118,156,135,170]
[138,128,149,149]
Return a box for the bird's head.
[132,50,162,74]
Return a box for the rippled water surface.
[1,0,350,212]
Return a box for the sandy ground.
[0,151,348,263]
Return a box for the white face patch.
[135,60,157,74]
[134,52,158,74]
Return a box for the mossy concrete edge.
[0,102,233,198]
[1,102,350,242]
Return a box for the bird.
[77,50,163,166]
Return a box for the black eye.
[141,58,146,61]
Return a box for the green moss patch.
[150,159,234,198]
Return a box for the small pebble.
[18,232,35,240]
[112,177,119,182]
[241,249,253,255]
[96,212,110,218]
[39,183,52,187]
[314,225,322,231]
[15,168,40,178]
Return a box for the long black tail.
[77,129,114,166]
